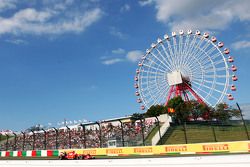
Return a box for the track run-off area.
[0,154,249,167]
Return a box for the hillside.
[159,123,250,145]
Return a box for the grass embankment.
[162,124,250,145]
[144,124,162,145]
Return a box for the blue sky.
[0,0,250,131]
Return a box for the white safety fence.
[0,154,249,167]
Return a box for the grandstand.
[0,114,171,151]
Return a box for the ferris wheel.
[134,30,238,110]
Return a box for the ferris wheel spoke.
[140,77,166,85]
[153,85,170,105]
[192,80,226,96]
[179,37,189,69]
[141,79,166,92]
[172,37,180,68]
[189,46,213,68]
[159,43,175,70]
[149,52,171,71]
[184,41,212,70]
[210,52,222,61]
[191,39,211,60]
[179,36,190,68]
[166,40,178,69]
[151,83,170,103]
[178,37,187,70]
[144,55,170,72]
[141,83,169,104]
[203,74,227,79]
[188,37,204,61]
[184,35,197,58]
[191,83,218,102]
[192,78,225,86]
[140,75,165,79]
[142,58,166,72]
[141,81,167,93]
[190,69,203,77]
[189,63,204,75]
[204,67,227,73]
[140,70,165,76]
[204,59,225,69]
[142,63,166,73]
[155,47,174,71]
[186,84,212,106]
[179,35,183,58]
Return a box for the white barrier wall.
[0,154,249,167]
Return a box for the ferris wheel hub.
[167,71,183,86]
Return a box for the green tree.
[212,103,240,123]
[167,96,191,124]
[130,113,144,123]
[26,124,43,132]
[145,104,167,118]
[187,100,212,121]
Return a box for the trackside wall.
[0,140,249,157]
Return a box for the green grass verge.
[163,124,250,145]
[145,125,162,145]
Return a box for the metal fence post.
[80,124,86,149]
[21,131,25,150]
[155,116,162,145]
[96,122,102,148]
[236,102,249,140]
[52,127,58,149]
[183,122,188,144]
[42,129,47,150]
[66,126,71,149]
[119,120,125,147]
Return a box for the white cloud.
[112,48,125,54]
[0,1,103,36]
[143,0,250,31]
[102,49,143,65]
[0,8,102,35]
[102,58,124,65]
[139,0,154,6]
[109,27,127,39]
[120,4,130,12]
[6,39,27,45]
[126,50,143,63]
[231,40,250,50]
[0,0,16,12]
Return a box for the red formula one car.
[59,151,95,160]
